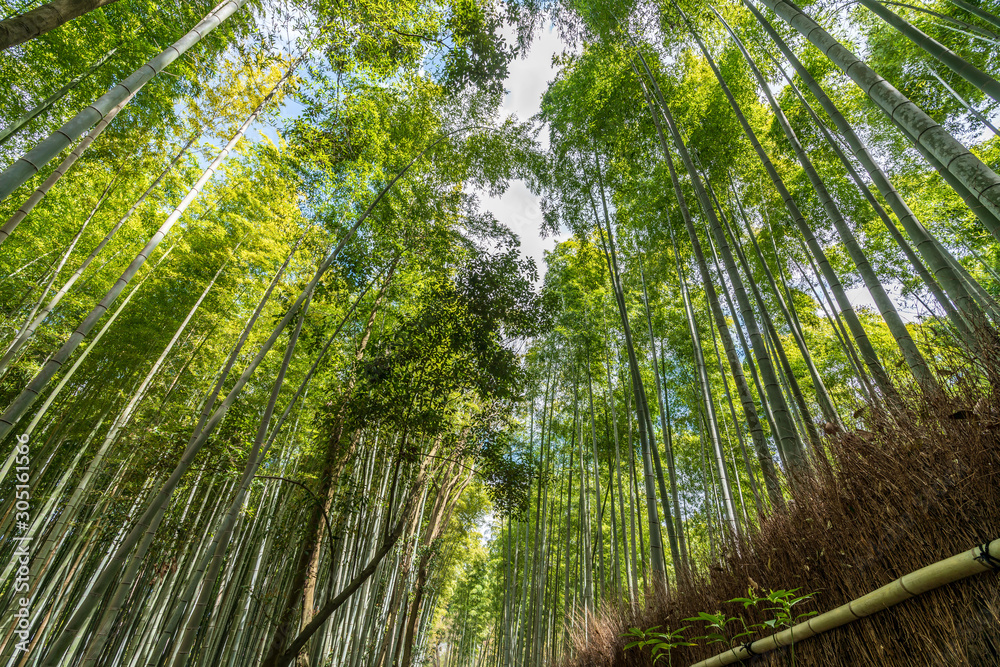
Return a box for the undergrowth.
[566,351,1000,666]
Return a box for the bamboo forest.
[3,0,1000,663]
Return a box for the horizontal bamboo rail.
[689,539,1000,666]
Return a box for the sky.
[478,24,570,285]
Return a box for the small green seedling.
[682,610,743,646]
[627,588,819,665]
[623,625,695,666]
[726,587,818,664]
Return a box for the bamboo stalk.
[0,0,249,202]
[0,93,130,247]
[858,0,1000,105]
[946,0,1000,30]
[0,62,297,444]
[756,0,1000,235]
[927,66,1000,136]
[0,47,117,145]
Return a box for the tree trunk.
[626,48,805,474]
[584,358,605,599]
[591,168,669,582]
[654,88,807,472]
[0,47,116,144]
[706,11,940,394]
[264,274,393,666]
[0,0,251,201]
[711,209,823,459]
[171,297,310,665]
[946,0,1000,30]
[0,133,197,354]
[0,172,118,374]
[756,0,1000,235]
[644,25,902,406]
[0,0,124,51]
[0,64,297,444]
[678,247,741,536]
[604,342,638,602]
[637,263,690,575]
[725,178,841,429]
[746,5,995,337]
[858,0,1000,104]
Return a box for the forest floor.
[568,371,1000,667]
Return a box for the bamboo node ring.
[973,542,1000,571]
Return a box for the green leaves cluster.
[624,588,818,664]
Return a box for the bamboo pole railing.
[689,539,1000,667]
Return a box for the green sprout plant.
[623,625,695,665]
[760,588,818,665]
[682,610,747,646]
[727,587,819,665]
[625,588,819,665]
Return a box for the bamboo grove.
[0,0,998,663]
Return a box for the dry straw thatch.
[568,370,1000,666]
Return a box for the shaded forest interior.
[1,0,1000,664]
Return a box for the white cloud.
[480,181,563,282]
[480,24,572,284]
[500,24,565,122]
